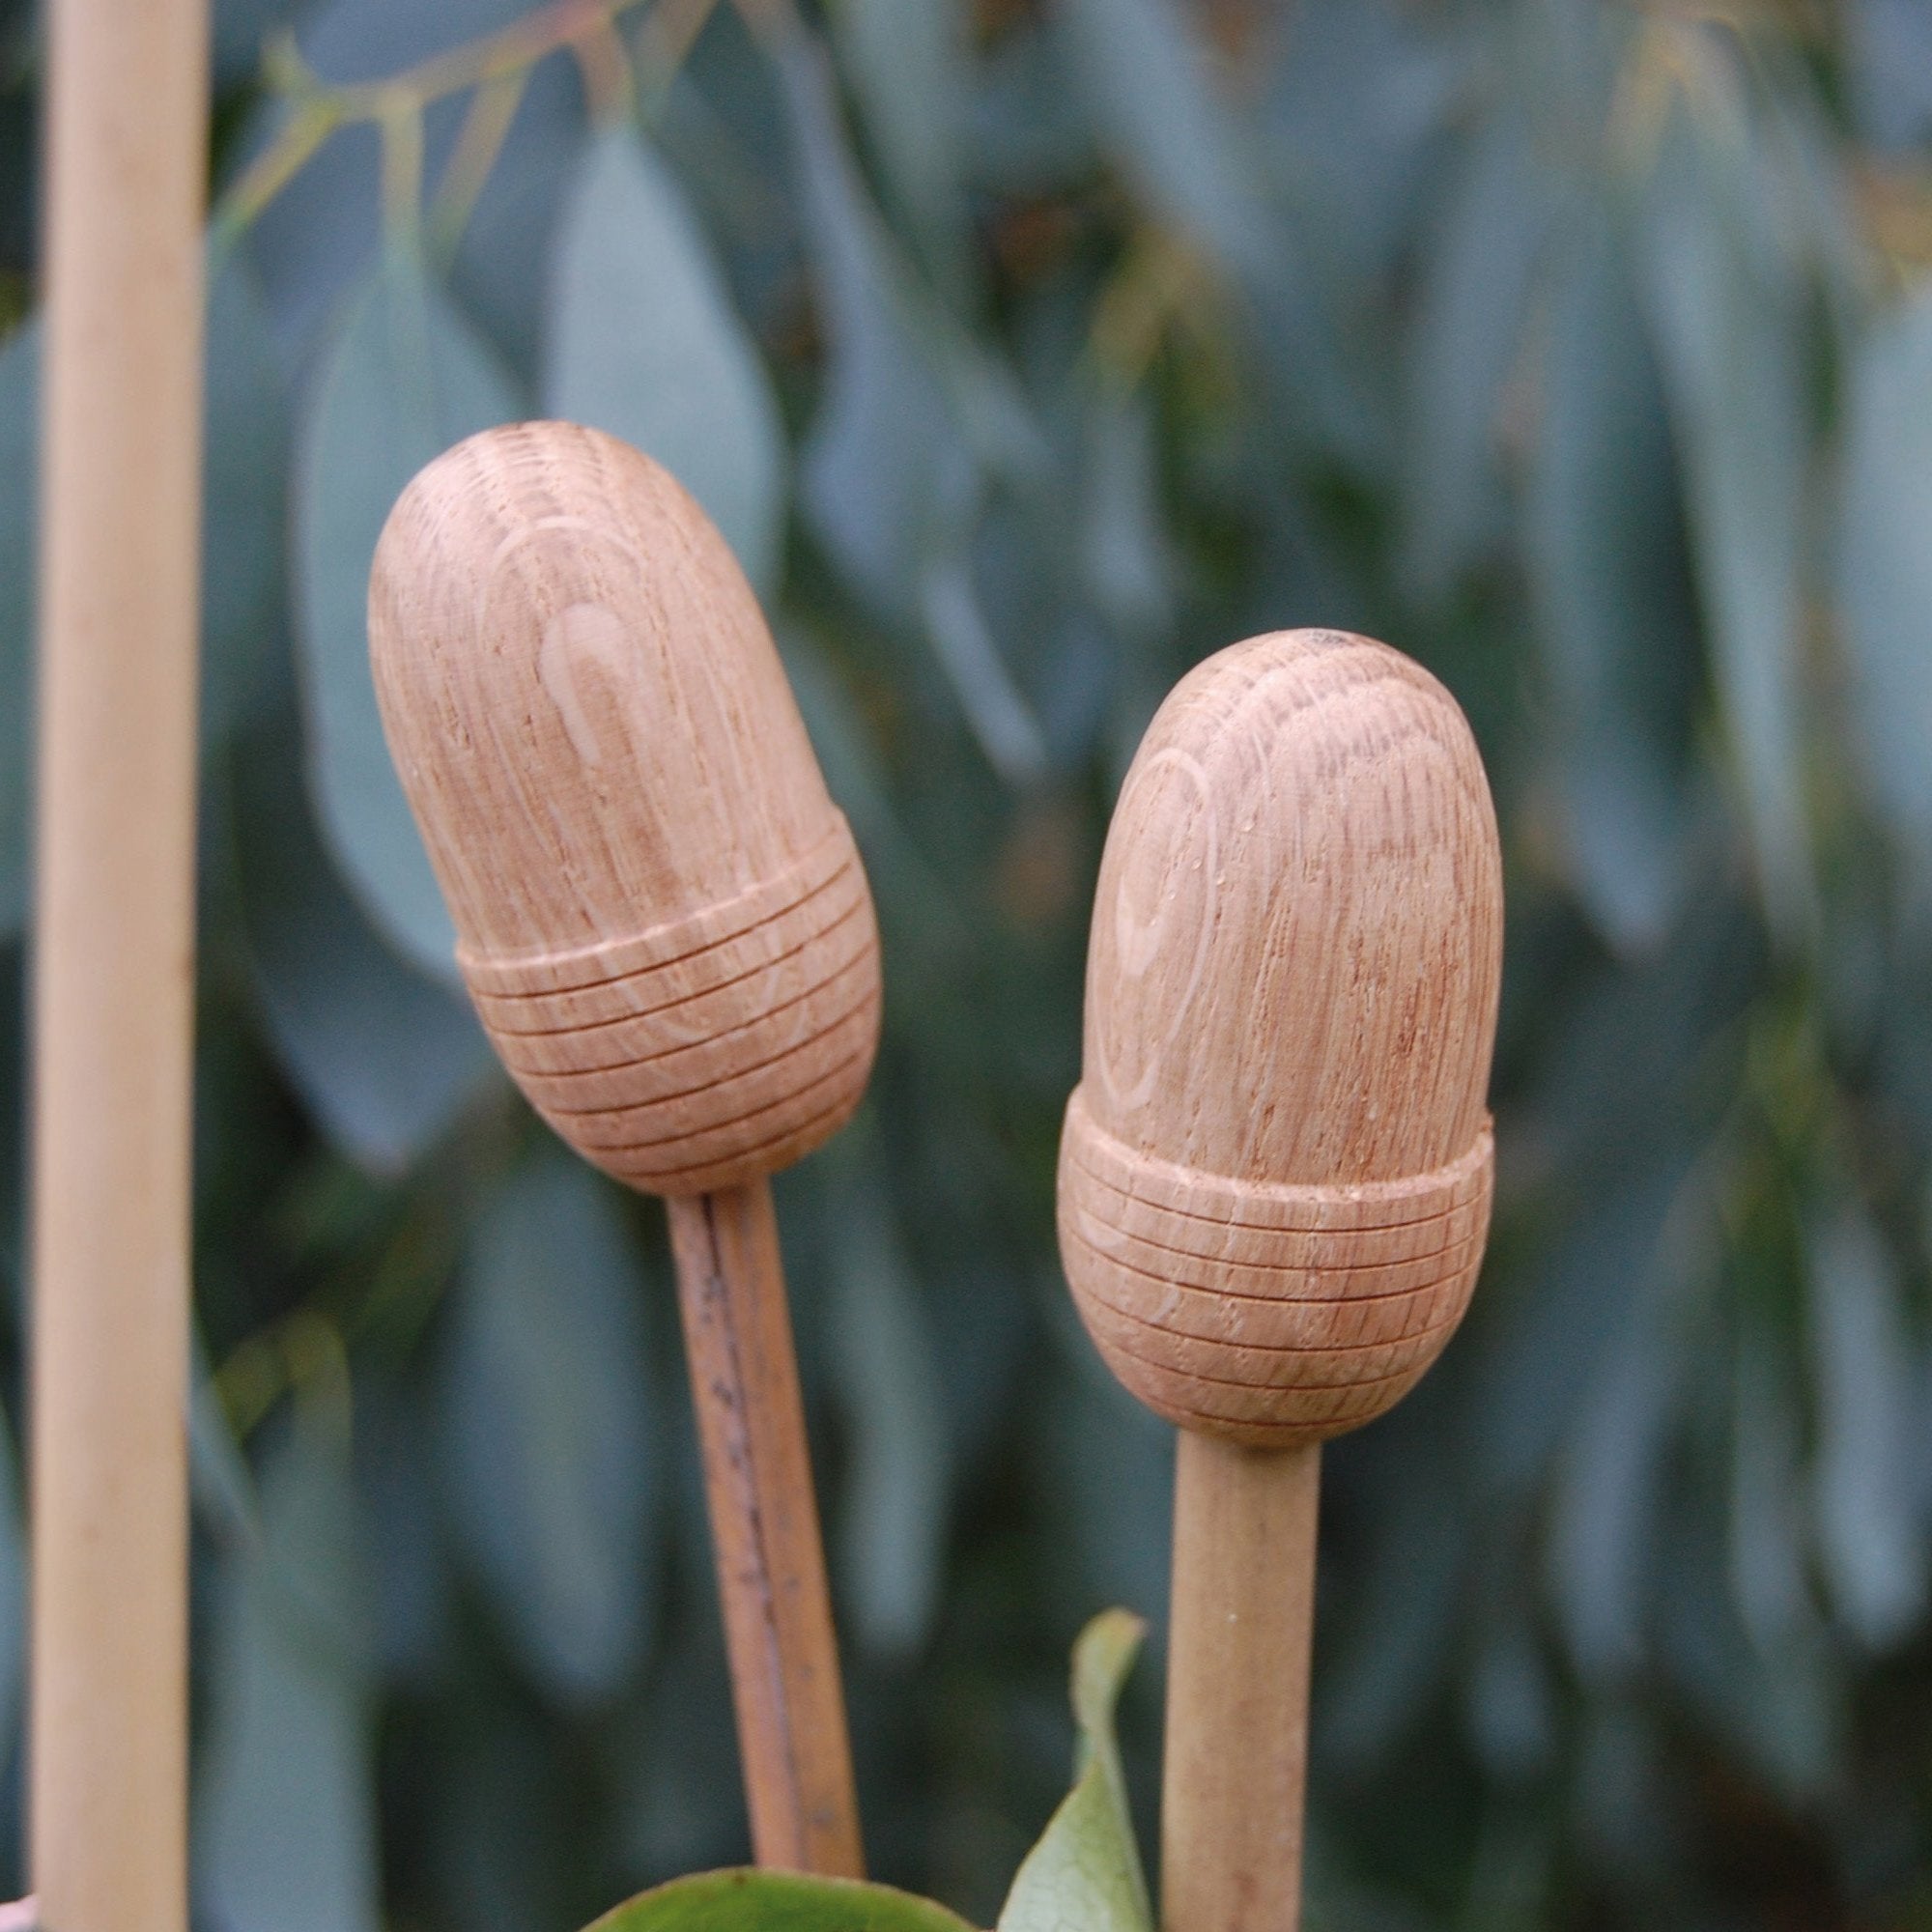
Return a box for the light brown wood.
[370,422,869,1871]
[669,1182,864,1876]
[1055,632,1503,1930]
[370,421,880,1197]
[30,3,210,1930]
[1163,1435,1319,1932]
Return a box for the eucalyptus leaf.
[1403,110,1554,597]
[203,243,293,743]
[437,1148,656,1706]
[196,1407,381,1932]
[1547,1261,1685,1681]
[584,1870,979,1932]
[544,128,785,591]
[998,1607,1152,1932]
[0,316,32,938]
[781,37,1044,781]
[826,1133,950,1657]
[1526,204,1700,953]
[1054,0,1267,276]
[1727,1323,1809,1653]
[294,249,521,986]
[1640,103,1812,944]
[1846,0,1932,150]
[1080,388,1174,640]
[837,0,971,293]
[1806,1208,1926,1650]
[1840,277,1932,893]
[0,1404,24,1755]
[782,34,973,611]
[233,721,497,1176]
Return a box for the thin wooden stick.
[1163,1436,1319,1932]
[31,3,210,1930]
[669,1181,863,1875]
[369,423,878,1872]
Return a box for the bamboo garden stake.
[370,421,872,1876]
[1057,631,1504,1932]
[30,3,210,1931]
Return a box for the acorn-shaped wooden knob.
[368,420,881,1197]
[1058,628,1503,1448]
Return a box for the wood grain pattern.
[370,422,867,1872]
[370,420,880,1196]
[669,1184,864,1876]
[1055,631,1503,1931]
[30,3,209,1929]
[1058,631,1501,1449]
[1163,1435,1319,1932]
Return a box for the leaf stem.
[210,0,675,238]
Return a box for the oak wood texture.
[370,422,868,1873]
[369,421,880,1197]
[1056,631,1503,1931]
[669,1184,864,1876]
[30,3,210,1929]
[1164,1435,1319,1932]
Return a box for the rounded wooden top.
[369,420,838,969]
[1080,629,1502,1189]
[367,423,880,1194]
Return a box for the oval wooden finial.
[1058,629,1504,1447]
[369,421,880,1195]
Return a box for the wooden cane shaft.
[1163,1434,1319,1932]
[668,1180,864,1876]
[30,2,208,1929]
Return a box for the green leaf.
[781,38,1043,777]
[1727,1321,1809,1653]
[1079,388,1174,640]
[998,1608,1152,1932]
[1526,204,1701,953]
[1805,1208,1926,1650]
[196,1405,381,1932]
[437,1148,657,1706]
[781,32,971,605]
[1640,98,1812,943]
[1547,1251,1688,1681]
[835,0,972,293]
[825,1129,951,1657]
[1054,0,1268,276]
[1839,278,1932,891]
[1847,0,1932,149]
[781,37,1044,783]
[0,317,32,939]
[1403,110,1554,596]
[0,1402,25,1755]
[232,721,498,1175]
[203,244,293,744]
[293,250,521,987]
[584,1869,980,1932]
[543,128,786,591]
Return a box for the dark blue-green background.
[4,0,1932,1924]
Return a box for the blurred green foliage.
[4,0,1932,1925]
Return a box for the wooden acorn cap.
[1058,630,1503,1446]
[368,421,880,1195]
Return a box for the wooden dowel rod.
[668,1179,864,1877]
[1162,1435,1320,1932]
[30,5,209,1930]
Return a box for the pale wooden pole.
[1162,1436,1320,1927]
[1056,630,1505,1930]
[30,3,210,1929]
[368,421,869,1874]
